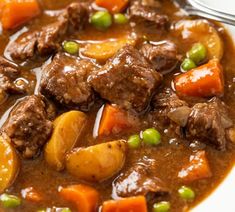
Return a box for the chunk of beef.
[37,13,68,56]
[129,0,168,29]
[140,41,180,73]
[0,57,29,95]
[151,89,233,150]
[8,2,88,60]
[8,13,68,61]
[40,53,96,111]
[112,159,169,199]
[8,31,38,60]
[151,88,189,128]
[89,45,162,112]
[185,98,233,150]
[2,95,55,158]
[67,2,89,31]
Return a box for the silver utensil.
[175,0,235,26]
[188,0,235,20]
[192,0,235,18]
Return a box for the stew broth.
[0,0,235,212]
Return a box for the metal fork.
[175,0,235,26]
[191,0,235,19]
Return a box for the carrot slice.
[178,151,212,182]
[96,0,129,13]
[59,184,99,212]
[98,104,133,136]
[83,38,136,62]
[102,196,147,212]
[175,59,224,97]
[0,0,41,30]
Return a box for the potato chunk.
[0,134,19,193]
[82,38,136,62]
[66,140,127,182]
[44,111,87,171]
[173,19,223,60]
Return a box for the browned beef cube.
[89,45,162,112]
[186,98,233,151]
[0,56,30,95]
[40,53,96,111]
[67,2,89,31]
[37,14,68,56]
[8,2,88,60]
[8,13,68,61]
[151,89,233,150]
[151,88,189,127]
[8,31,38,60]
[113,159,169,198]
[129,0,168,29]
[2,95,55,158]
[140,41,180,73]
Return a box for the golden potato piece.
[173,19,224,60]
[44,111,87,171]
[82,38,136,62]
[66,140,127,182]
[0,134,19,193]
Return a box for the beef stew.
[0,0,235,211]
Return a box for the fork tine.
[186,8,235,26]
[189,0,235,19]
[175,0,235,26]
[188,0,235,20]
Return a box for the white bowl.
[192,24,235,212]
[197,0,235,15]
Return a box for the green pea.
[114,13,128,24]
[181,58,196,71]
[63,41,79,55]
[153,201,170,212]
[178,186,195,201]
[0,194,21,208]
[142,128,161,146]
[187,43,207,64]
[90,11,112,30]
[128,134,141,149]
